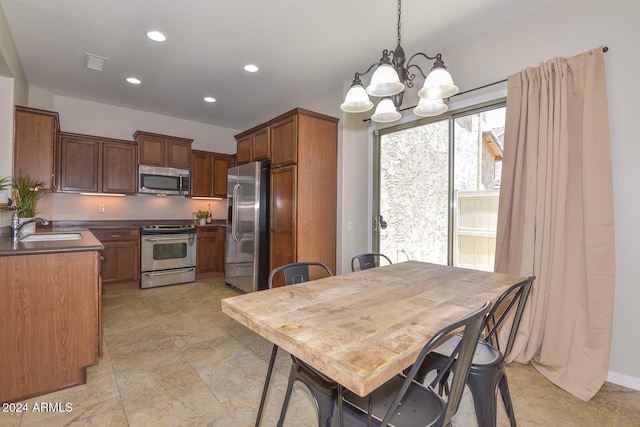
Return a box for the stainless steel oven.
[140,225,197,288]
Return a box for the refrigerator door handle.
[232,183,241,242]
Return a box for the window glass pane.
[453,107,505,271]
[379,119,449,264]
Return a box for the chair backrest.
[381,301,492,426]
[268,262,333,288]
[483,275,535,360]
[350,253,393,272]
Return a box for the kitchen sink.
[20,232,83,242]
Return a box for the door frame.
[371,99,506,264]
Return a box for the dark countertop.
[0,230,104,256]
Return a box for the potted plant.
[12,174,45,233]
[196,210,209,226]
[0,176,10,206]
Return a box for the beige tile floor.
[1,278,639,426]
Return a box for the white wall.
[27,87,238,221]
[0,5,27,104]
[0,76,14,227]
[339,0,640,386]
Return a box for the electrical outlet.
[98,204,105,213]
[347,221,353,231]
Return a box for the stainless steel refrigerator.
[225,161,270,293]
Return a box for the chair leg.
[277,364,297,427]
[498,375,517,427]
[314,387,337,427]
[255,344,278,427]
[467,370,501,427]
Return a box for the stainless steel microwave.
[138,165,190,196]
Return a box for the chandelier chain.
[397,0,402,46]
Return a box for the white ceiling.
[1,0,556,131]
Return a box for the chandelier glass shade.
[413,97,448,117]
[340,0,458,123]
[371,97,402,123]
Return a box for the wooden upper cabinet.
[252,126,270,161]
[59,134,100,192]
[191,150,213,197]
[213,155,232,198]
[58,132,137,195]
[237,134,252,165]
[102,141,137,194]
[271,116,297,167]
[134,131,193,168]
[191,150,232,198]
[136,133,165,166]
[167,139,192,169]
[13,106,60,191]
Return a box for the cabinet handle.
[110,234,120,238]
[100,256,105,261]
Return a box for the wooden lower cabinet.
[196,226,225,279]
[91,229,140,291]
[0,251,100,403]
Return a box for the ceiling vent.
[84,53,108,71]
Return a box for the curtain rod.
[362,46,609,124]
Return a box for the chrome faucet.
[11,212,49,241]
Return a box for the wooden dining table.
[221,260,527,397]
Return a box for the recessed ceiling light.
[126,77,141,85]
[204,97,216,103]
[244,64,259,73]
[146,31,166,42]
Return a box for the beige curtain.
[494,48,615,401]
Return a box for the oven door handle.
[232,183,241,242]
[143,236,192,242]
[143,267,195,277]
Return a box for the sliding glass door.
[373,102,506,270]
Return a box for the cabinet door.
[196,228,220,274]
[92,229,140,290]
[138,134,166,166]
[59,135,100,192]
[271,116,297,167]
[100,240,140,284]
[167,139,192,169]
[270,165,297,286]
[252,127,270,160]
[212,155,230,198]
[216,228,226,272]
[102,141,137,194]
[14,107,59,191]
[237,135,252,165]
[191,151,213,197]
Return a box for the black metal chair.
[338,301,492,427]
[415,275,535,427]
[255,261,334,427]
[351,253,393,272]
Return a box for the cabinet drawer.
[91,229,139,242]
[197,227,223,238]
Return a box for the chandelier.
[340,0,458,123]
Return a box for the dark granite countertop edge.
[0,230,104,256]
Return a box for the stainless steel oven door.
[141,233,197,272]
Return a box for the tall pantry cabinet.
[235,108,338,285]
